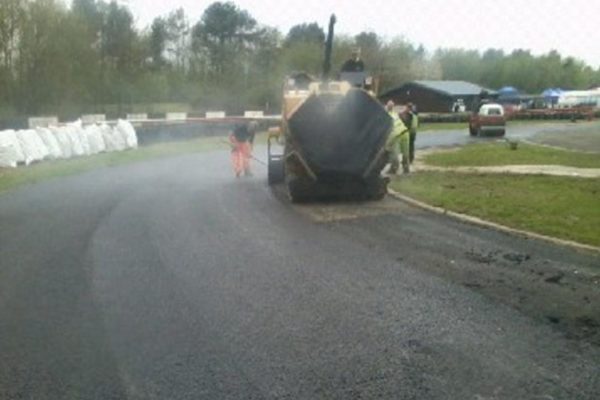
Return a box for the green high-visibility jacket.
[385,111,409,152]
[411,113,419,131]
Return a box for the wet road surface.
[1,132,599,399]
[417,120,588,149]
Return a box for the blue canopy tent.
[542,88,563,106]
[498,86,520,96]
[497,86,521,104]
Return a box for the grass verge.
[0,135,230,193]
[391,172,600,246]
[423,142,600,168]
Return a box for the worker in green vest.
[384,100,410,174]
[407,103,419,163]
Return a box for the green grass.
[391,172,600,246]
[424,142,600,169]
[0,135,231,193]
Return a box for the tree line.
[1,0,599,119]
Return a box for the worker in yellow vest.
[384,100,410,174]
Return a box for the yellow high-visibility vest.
[411,113,419,130]
[385,111,408,150]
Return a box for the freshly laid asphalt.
[1,126,599,399]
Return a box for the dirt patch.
[271,184,419,223]
[423,246,600,345]
[292,196,417,223]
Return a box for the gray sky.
[119,0,600,67]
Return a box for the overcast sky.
[117,0,600,68]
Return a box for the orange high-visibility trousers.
[230,138,251,177]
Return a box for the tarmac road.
[417,120,590,149]
[1,136,600,399]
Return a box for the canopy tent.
[497,87,521,104]
[542,88,563,98]
[542,88,564,106]
[498,86,520,96]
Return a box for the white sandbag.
[0,132,17,167]
[82,125,97,155]
[36,127,63,159]
[99,124,117,152]
[0,145,18,168]
[84,124,105,154]
[76,121,92,156]
[112,126,127,151]
[66,120,85,157]
[16,129,45,165]
[94,125,107,153]
[116,119,138,149]
[108,124,127,151]
[31,129,51,160]
[96,125,107,153]
[0,130,19,167]
[50,126,73,159]
[28,129,48,162]
[0,129,26,165]
[14,131,34,165]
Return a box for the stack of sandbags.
[0,119,139,168]
[0,130,26,168]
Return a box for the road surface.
[1,132,599,399]
[418,121,592,149]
